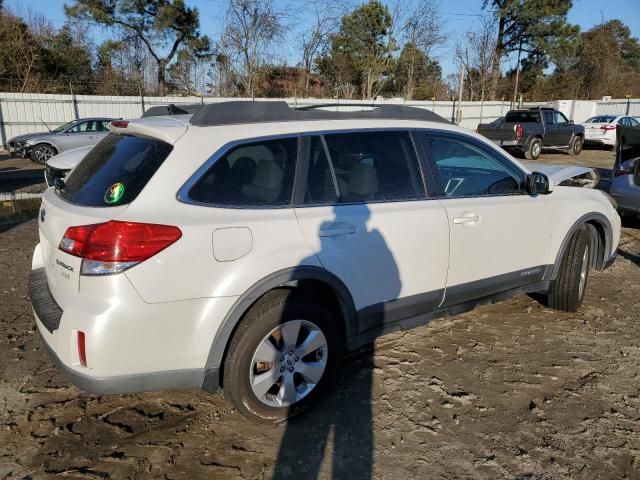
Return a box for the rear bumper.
[36,323,208,394]
[29,243,231,395]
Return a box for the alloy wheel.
[249,319,328,408]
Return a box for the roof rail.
[142,103,203,118]
[189,101,449,127]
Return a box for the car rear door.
[418,131,552,307]
[294,131,450,334]
[541,110,557,146]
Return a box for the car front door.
[294,131,450,334]
[62,120,105,150]
[554,111,574,146]
[419,132,553,307]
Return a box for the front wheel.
[223,289,343,423]
[524,138,542,160]
[30,143,57,164]
[569,136,583,156]
[547,226,590,312]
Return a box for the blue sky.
[6,0,640,76]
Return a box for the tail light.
[110,120,129,129]
[515,124,523,140]
[59,221,182,275]
[601,124,617,132]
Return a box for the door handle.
[319,223,357,237]
[453,214,480,225]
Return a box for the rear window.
[58,134,172,207]
[504,111,541,123]
[586,116,615,123]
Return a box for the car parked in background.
[44,146,93,187]
[30,101,619,423]
[7,118,114,164]
[610,124,640,216]
[476,107,585,160]
[582,115,640,148]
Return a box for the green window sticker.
[104,182,125,204]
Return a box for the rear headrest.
[349,163,378,197]
[241,159,283,202]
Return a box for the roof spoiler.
[142,103,203,118]
[189,101,450,127]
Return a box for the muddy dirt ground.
[1,148,640,479]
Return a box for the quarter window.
[424,135,524,197]
[321,131,424,203]
[189,137,298,206]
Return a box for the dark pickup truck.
[477,108,585,160]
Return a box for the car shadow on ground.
[272,203,397,479]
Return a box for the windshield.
[58,133,173,207]
[52,120,77,133]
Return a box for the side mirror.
[569,120,574,125]
[527,171,553,195]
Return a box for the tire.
[524,138,542,160]
[223,289,343,423]
[569,136,583,156]
[547,226,591,312]
[30,143,57,164]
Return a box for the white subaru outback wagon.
[29,102,620,422]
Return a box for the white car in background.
[30,102,620,423]
[582,115,640,148]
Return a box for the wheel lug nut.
[289,367,294,372]
[280,356,284,361]
[289,351,293,355]
[294,356,299,362]
[280,367,284,372]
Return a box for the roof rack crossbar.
[188,101,449,127]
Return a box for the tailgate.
[38,189,128,310]
[477,125,517,142]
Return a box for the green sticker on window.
[104,182,125,204]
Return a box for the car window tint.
[302,136,338,205]
[504,111,540,123]
[630,117,640,127]
[542,111,554,125]
[322,131,423,203]
[554,112,569,125]
[189,137,297,206]
[425,135,523,197]
[59,134,172,207]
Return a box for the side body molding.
[201,266,357,392]
[546,212,613,280]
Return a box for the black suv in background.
[476,107,585,160]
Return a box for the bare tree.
[221,0,286,96]
[455,15,496,103]
[299,0,345,97]
[399,0,444,100]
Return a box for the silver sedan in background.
[6,117,114,164]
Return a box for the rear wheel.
[547,226,590,312]
[569,136,583,156]
[223,289,343,423]
[524,138,542,160]
[30,143,57,164]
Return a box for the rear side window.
[321,131,424,203]
[59,134,172,207]
[189,137,298,206]
[302,136,338,205]
[505,111,541,123]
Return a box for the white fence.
[1,92,639,145]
